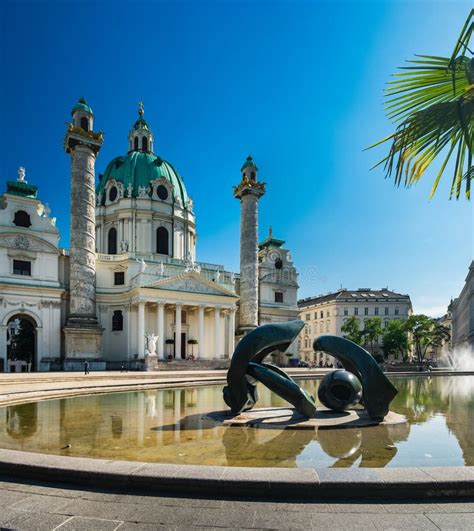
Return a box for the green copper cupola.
[128,101,154,153]
[71,97,94,132]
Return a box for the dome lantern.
[128,101,154,154]
[71,97,94,132]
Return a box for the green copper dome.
[71,97,93,116]
[97,151,189,205]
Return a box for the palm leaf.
[368,10,474,199]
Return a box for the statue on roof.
[17,166,26,183]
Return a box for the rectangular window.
[275,292,283,303]
[326,310,330,318]
[182,310,187,324]
[305,313,310,320]
[395,307,399,316]
[344,308,348,316]
[364,307,369,315]
[385,307,389,315]
[354,308,359,315]
[314,312,317,320]
[114,271,125,285]
[320,311,323,318]
[13,260,31,276]
[374,307,379,316]
[326,320,330,332]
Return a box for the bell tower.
[63,98,105,369]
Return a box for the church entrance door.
[173,332,187,360]
[6,315,36,372]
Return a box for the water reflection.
[0,376,471,468]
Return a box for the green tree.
[404,315,450,365]
[382,320,410,363]
[370,10,473,199]
[430,323,451,360]
[341,316,362,344]
[361,317,383,355]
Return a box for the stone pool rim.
[1,371,473,499]
[0,448,472,500]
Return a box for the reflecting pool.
[0,376,472,468]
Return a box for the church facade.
[0,100,299,372]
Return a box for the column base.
[64,322,103,360]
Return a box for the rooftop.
[298,288,411,308]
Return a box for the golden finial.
[138,101,144,116]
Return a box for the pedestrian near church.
[84,360,89,375]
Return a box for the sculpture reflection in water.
[223,320,398,421]
[222,421,410,468]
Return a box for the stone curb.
[0,449,472,500]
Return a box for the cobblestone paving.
[0,478,473,530]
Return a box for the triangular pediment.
[143,271,237,297]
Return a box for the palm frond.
[369,10,474,199]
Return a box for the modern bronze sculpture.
[223,320,398,421]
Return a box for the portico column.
[214,307,221,358]
[175,304,182,359]
[137,301,145,357]
[198,305,205,359]
[228,308,236,357]
[157,302,164,359]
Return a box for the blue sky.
[1,0,472,316]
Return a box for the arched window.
[112,310,123,331]
[156,227,169,255]
[142,136,148,152]
[13,210,31,228]
[134,137,139,151]
[80,117,89,131]
[108,227,117,255]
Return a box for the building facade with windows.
[298,288,412,364]
[451,261,474,350]
[0,100,298,371]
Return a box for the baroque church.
[0,99,299,372]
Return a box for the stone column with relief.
[63,98,105,370]
[233,156,266,335]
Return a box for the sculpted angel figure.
[146,334,158,356]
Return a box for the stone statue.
[184,254,201,273]
[230,272,235,284]
[118,186,124,199]
[146,334,158,357]
[51,217,57,227]
[126,183,133,198]
[120,240,129,252]
[136,258,147,272]
[215,269,221,282]
[97,192,102,206]
[17,166,26,183]
[138,186,148,198]
[159,261,164,276]
[43,203,51,218]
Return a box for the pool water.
[0,376,472,468]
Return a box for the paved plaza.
[0,477,473,530]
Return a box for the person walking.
[84,360,89,375]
